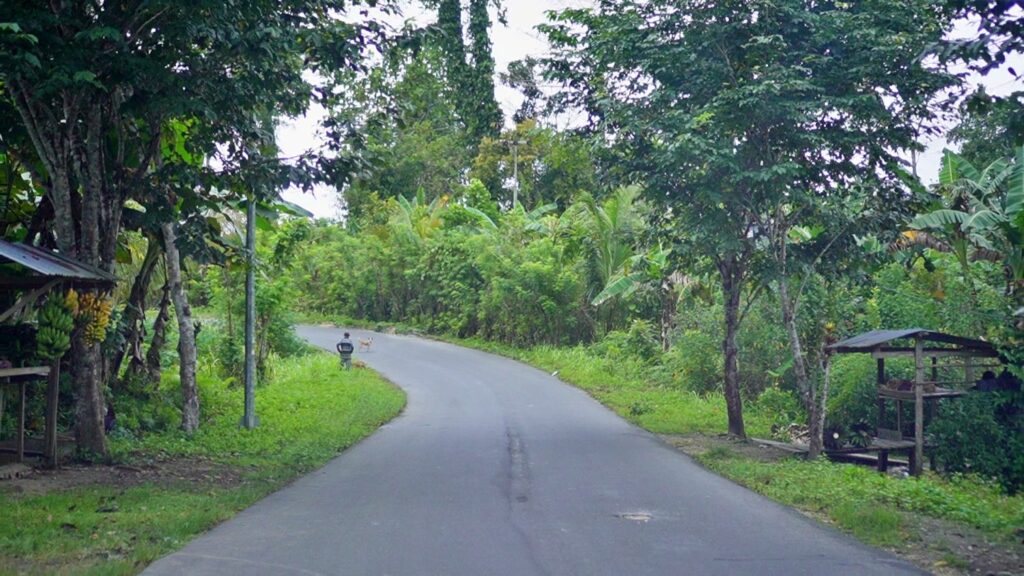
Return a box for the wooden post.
[913,337,925,476]
[0,378,5,445]
[876,358,885,434]
[45,361,60,468]
[17,380,26,463]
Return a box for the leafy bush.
[754,386,805,439]
[110,371,180,436]
[930,391,1024,494]
[827,354,881,433]
[591,320,660,363]
[662,329,721,394]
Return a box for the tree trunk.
[719,256,747,438]
[811,353,833,459]
[135,282,170,385]
[71,330,107,458]
[162,223,200,433]
[109,237,161,383]
[660,277,676,352]
[779,278,820,455]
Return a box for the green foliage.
[661,330,722,395]
[753,386,805,439]
[827,354,884,433]
[698,451,1024,539]
[450,336,773,438]
[471,121,597,209]
[929,391,1024,495]
[466,0,502,142]
[1,353,404,574]
[590,320,660,363]
[477,237,589,346]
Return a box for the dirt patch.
[665,433,1024,576]
[0,454,246,498]
[905,516,1024,576]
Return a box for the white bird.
[551,371,559,377]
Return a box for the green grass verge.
[696,448,1024,544]
[445,336,774,438]
[0,353,405,575]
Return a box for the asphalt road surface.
[144,326,924,576]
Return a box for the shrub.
[663,329,721,394]
[929,390,1024,495]
[754,385,805,439]
[591,320,660,363]
[827,354,880,433]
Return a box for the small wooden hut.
[0,239,116,466]
[827,329,1003,475]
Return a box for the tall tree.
[339,46,468,211]
[161,222,199,432]
[0,0,394,455]
[467,0,502,141]
[949,90,1024,167]
[936,0,1023,73]
[436,0,470,125]
[544,0,954,438]
[502,58,543,124]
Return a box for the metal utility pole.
[502,139,528,208]
[242,197,258,429]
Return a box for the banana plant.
[910,146,1024,287]
[389,190,450,243]
[592,246,672,306]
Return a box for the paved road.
[144,326,923,576]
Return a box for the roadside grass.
[448,337,774,438]
[695,449,1024,544]
[0,353,405,575]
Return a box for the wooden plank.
[872,438,916,449]
[870,348,999,359]
[824,439,915,454]
[877,427,902,441]
[751,438,809,454]
[878,387,966,401]
[0,366,50,379]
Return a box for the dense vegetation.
[1,326,405,574]
[0,0,1022,555]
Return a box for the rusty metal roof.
[828,329,996,353]
[0,240,117,288]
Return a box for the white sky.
[279,1,1023,219]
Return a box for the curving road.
[144,326,923,576]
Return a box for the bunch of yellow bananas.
[78,292,113,345]
[37,294,74,360]
[66,289,80,316]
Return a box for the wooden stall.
[0,240,116,467]
[827,329,1002,476]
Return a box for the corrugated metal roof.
[829,328,996,352]
[0,240,117,286]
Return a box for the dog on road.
[358,337,373,352]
